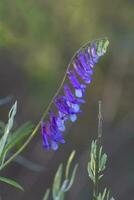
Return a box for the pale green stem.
[93,101,103,200]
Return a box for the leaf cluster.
[88,140,107,183]
[87,140,114,200]
[0,101,34,191]
[43,151,78,200]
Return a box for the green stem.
[93,101,103,200]
[97,101,102,142]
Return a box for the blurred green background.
[0,0,134,199]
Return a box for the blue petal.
[56,117,66,132]
[64,84,74,102]
[51,141,58,151]
[41,122,51,150]
[67,70,86,92]
[73,62,92,84]
[71,103,80,112]
[75,89,83,97]
[77,52,94,75]
[54,132,65,144]
[43,135,50,150]
[70,114,77,122]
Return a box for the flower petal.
[77,52,94,75]
[73,61,92,84]
[41,122,51,150]
[70,114,77,122]
[51,141,59,151]
[64,84,85,104]
[67,70,86,97]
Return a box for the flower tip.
[96,38,109,56]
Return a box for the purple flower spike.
[41,112,65,151]
[41,38,109,151]
[67,70,86,98]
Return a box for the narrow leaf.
[0,176,24,191]
[52,164,63,199]
[0,101,17,158]
[43,188,50,200]
[65,150,76,178]
[63,164,78,192]
[0,122,34,167]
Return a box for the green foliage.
[87,140,114,200]
[43,189,50,200]
[88,140,107,183]
[0,101,34,170]
[0,101,17,160]
[0,176,24,191]
[97,188,115,200]
[44,151,78,200]
[96,38,109,56]
[87,101,115,200]
[0,101,34,191]
[0,122,34,168]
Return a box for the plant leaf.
[43,188,50,200]
[0,101,17,158]
[52,164,63,199]
[65,150,76,179]
[99,153,107,172]
[63,163,78,192]
[0,122,34,167]
[0,176,24,191]
[5,122,33,151]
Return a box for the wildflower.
[41,112,65,150]
[41,38,109,150]
[67,70,86,98]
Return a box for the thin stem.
[93,101,103,200]
[98,100,103,143]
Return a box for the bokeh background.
[0,0,134,199]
